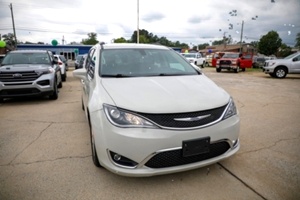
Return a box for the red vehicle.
[216,52,253,73]
[211,52,225,67]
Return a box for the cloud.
[142,12,165,22]
[0,0,299,46]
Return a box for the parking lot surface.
[0,67,299,200]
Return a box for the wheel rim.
[276,69,285,77]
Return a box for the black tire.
[89,121,101,167]
[81,98,85,111]
[61,73,67,82]
[274,67,287,78]
[58,79,63,88]
[0,98,4,103]
[216,68,221,72]
[49,80,58,100]
[234,66,240,73]
[242,68,246,72]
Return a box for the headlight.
[103,104,158,128]
[37,67,54,75]
[269,62,276,66]
[222,98,237,120]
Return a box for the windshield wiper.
[101,74,133,78]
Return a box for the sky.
[0,0,299,47]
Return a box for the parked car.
[78,54,88,69]
[58,55,68,71]
[73,43,240,177]
[216,52,253,73]
[75,54,84,69]
[204,54,213,67]
[0,50,62,102]
[54,55,67,81]
[180,52,206,67]
[252,56,266,68]
[263,51,300,78]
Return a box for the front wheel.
[234,66,240,73]
[49,80,58,100]
[216,68,221,72]
[274,67,287,78]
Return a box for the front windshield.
[284,52,299,60]
[1,52,50,65]
[222,53,239,58]
[100,49,199,77]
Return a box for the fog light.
[109,151,138,168]
[113,154,121,161]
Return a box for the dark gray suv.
[0,50,63,102]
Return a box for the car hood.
[101,75,230,113]
[0,64,51,71]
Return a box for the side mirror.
[52,57,58,64]
[73,68,87,80]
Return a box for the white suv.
[263,52,300,78]
[73,43,240,177]
[54,55,67,81]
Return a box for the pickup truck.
[263,52,300,78]
[216,52,253,73]
[181,52,205,67]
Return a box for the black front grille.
[145,141,230,168]
[137,105,227,128]
[220,60,232,65]
[0,88,41,96]
[0,71,41,82]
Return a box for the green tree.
[82,32,99,45]
[258,31,282,56]
[198,43,210,50]
[212,40,224,45]
[113,37,127,43]
[250,41,258,49]
[295,32,300,48]
[2,33,17,48]
[139,35,150,43]
[277,43,292,58]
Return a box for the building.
[200,43,256,56]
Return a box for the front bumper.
[216,64,238,70]
[90,109,240,177]
[262,67,274,74]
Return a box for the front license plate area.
[182,137,210,157]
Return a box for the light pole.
[239,20,244,53]
[137,0,139,43]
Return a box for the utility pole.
[9,3,17,49]
[137,0,139,43]
[239,20,244,53]
[62,35,65,45]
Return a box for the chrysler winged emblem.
[174,114,211,122]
